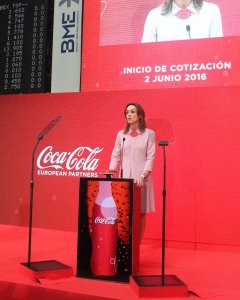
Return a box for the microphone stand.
[21,116,73,281]
[28,137,42,265]
[28,115,63,265]
[129,140,188,297]
[158,140,168,286]
[157,140,187,290]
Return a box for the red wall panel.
[1,87,240,248]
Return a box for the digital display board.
[0,0,52,94]
[81,0,240,91]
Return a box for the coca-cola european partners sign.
[37,146,103,177]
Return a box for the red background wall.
[1,86,240,249]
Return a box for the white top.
[142,1,223,42]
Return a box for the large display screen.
[0,0,52,94]
[81,0,240,91]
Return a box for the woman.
[109,103,156,237]
[142,0,223,42]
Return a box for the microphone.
[120,137,125,178]
[186,25,191,39]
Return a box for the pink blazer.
[109,128,156,212]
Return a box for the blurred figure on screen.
[109,103,156,238]
[142,0,223,42]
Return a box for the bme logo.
[57,0,81,53]
[61,12,77,53]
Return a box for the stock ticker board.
[0,0,53,94]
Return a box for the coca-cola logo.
[37,146,103,177]
[94,216,116,225]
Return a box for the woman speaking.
[109,103,156,238]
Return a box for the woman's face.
[174,0,192,8]
[125,105,140,126]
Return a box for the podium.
[76,178,141,282]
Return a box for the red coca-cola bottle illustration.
[90,181,118,276]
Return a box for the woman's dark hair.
[161,0,203,15]
[123,102,146,134]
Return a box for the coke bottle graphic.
[90,181,118,276]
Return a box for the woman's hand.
[135,177,145,187]
[135,172,149,187]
